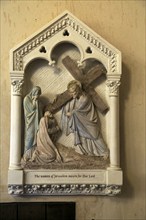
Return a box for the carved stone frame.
[8,11,122,196]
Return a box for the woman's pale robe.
[32,116,62,164]
[23,91,42,151]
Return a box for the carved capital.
[11,79,24,95]
[106,80,121,96]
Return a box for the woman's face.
[32,89,41,100]
[44,111,52,117]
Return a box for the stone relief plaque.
[8,11,122,196]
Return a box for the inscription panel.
[25,170,106,184]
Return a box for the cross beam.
[47,56,109,114]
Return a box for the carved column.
[9,73,24,170]
[107,78,121,170]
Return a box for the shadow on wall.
[119,62,134,198]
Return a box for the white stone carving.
[8,11,122,196]
[8,184,121,196]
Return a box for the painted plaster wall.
[0,1,145,220]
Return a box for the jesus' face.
[68,85,81,99]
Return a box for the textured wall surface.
[0,1,145,220]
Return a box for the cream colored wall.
[0,1,145,219]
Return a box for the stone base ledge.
[8,169,122,196]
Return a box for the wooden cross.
[47,56,109,114]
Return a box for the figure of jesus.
[61,80,109,159]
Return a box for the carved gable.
[10,10,121,76]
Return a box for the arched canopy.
[10,10,121,80]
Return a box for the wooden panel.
[0,202,75,220]
[0,203,17,220]
[17,203,45,220]
[46,202,75,220]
